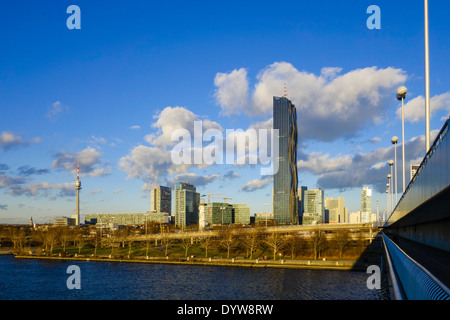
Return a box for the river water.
[0,255,390,300]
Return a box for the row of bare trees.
[1,224,367,260]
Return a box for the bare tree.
[91,230,102,256]
[199,236,213,258]
[180,238,193,258]
[309,229,327,260]
[240,228,263,260]
[58,227,73,253]
[218,228,235,259]
[160,233,173,257]
[264,232,285,260]
[284,234,305,259]
[333,229,351,258]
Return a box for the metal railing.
[382,232,450,300]
[387,118,450,225]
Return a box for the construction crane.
[201,192,224,202]
[211,197,232,203]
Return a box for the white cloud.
[214,62,407,142]
[167,173,221,187]
[241,177,273,192]
[0,131,41,151]
[46,101,69,121]
[397,92,450,123]
[52,147,109,177]
[299,130,440,193]
[214,68,249,116]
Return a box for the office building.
[302,188,324,225]
[349,211,361,223]
[175,182,200,229]
[410,164,420,180]
[273,96,298,225]
[361,187,372,223]
[151,185,171,214]
[232,203,250,225]
[54,217,76,226]
[324,197,347,223]
[198,202,250,229]
[85,211,171,225]
[297,186,307,224]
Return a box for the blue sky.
[1,1,450,224]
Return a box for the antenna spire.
[283,83,287,97]
[77,161,80,180]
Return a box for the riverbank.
[14,254,373,271]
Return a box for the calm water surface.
[0,255,390,300]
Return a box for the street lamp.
[424,0,431,152]
[386,184,390,215]
[387,173,392,214]
[385,189,389,220]
[397,86,407,193]
[391,137,399,205]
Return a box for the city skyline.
[1,1,450,224]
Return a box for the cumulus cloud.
[145,106,222,149]
[214,62,407,142]
[166,173,221,187]
[397,92,450,123]
[298,130,439,193]
[214,68,249,116]
[241,177,273,192]
[0,131,41,151]
[52,147,109,177]
[119,106,223,189]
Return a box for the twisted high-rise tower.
[273,94,298,225]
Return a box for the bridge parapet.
[387,119,449,227]
[382,232,450,300]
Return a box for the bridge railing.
[387,118,450,225]
[382,232,450,300]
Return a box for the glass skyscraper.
[175,182,200,229]
[273,96,298,225]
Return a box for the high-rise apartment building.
[175,182,200,229]
[297,186,307,224]
[361,187,372,223]
[151,185,171,214]
[273,96,298,225]
[302,188,324,225]
[324,197,347,223]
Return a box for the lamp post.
[385,189,389,220]
[391,137,399,205]
[397,86,407,193]
[387,173,392,214]
[386,184,390,215]
[424,0,431,152]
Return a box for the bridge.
[382,118,450,299]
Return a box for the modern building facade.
[302,189,324,225]
[150,185,171,214]
[361,187,372,223]
[54,217,76,226]
[174,182,200,229]
[324,197,347,223]
[297,186,307,224]
[273,96,298,225]
[232,203,251,225]
[198,202,250,230]
[85,211,171,225]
